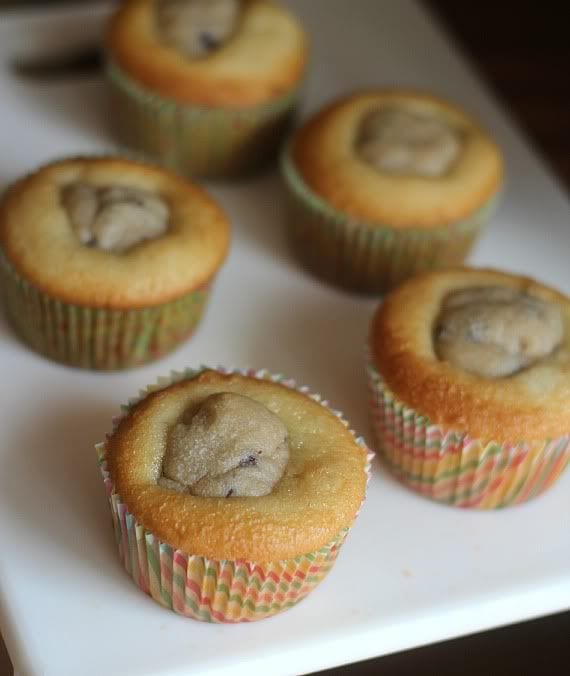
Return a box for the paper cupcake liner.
[0,250,211,370]
[281,145,498,294]
[97,365,374,622]
[107,61,301,179]
[367,359,570,508]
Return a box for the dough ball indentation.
[160,392,289,497]
[435,286,564,378]
[62,183,169,253]
[356,107,462,177]
[156,0,241,58]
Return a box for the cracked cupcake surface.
[155,0,241,58]
[62,183,169,253]
[435,286,564,378]
[159,392,289,497]
[356,107,462,177]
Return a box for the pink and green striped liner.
[281,143,498,294]
[0,247,211,370]
[97,365,373,622]
[367,358,570,509]
[107,60,302,179]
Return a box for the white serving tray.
[0,2,569,675]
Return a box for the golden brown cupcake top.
[292,90,504,228]
[107,0,308,107]
[370,268,570,441]
[107,369,368,560]
[0,157,229,309]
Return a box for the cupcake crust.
[370,268,570,441]
[292,89,504,227]
[0,157,230,309]
[106,370,368,561]
[106,0,308,107]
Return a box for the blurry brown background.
[428,0,570,190]
[0,1,569,674]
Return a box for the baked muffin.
[97,366,372,622]
[106,0,308,178]
[0,157,229,370]
[282,89,504,293]
[368,268,570,508]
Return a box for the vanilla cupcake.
[282,90,504,293]
[97,366,372,622]
[368,268,570,508]
[106,0,308,178]
[0,157,229,369]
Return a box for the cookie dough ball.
[160,392,289,497]
[435,286,564,378]
[62,183,169,253]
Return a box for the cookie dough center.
[435,286,564,378]
[356,107,462,177]
[155,0,241,58]
[61,183,169,253]
[159,392,289,497]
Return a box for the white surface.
[0,1,569,675]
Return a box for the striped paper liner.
[107,60,301,179]
[281,144,498,294]
[97,365,374,622]
[0,249,211,370]
[367,359,570,509]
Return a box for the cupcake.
[106,0,308,179]
[97,366,371,622]
[368,268,570,508]
[0,157,229,370]
[282,89,504,293]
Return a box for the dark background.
[427,0,570,189]
[0,1,569,674]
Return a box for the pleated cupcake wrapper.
[97,365,374,622]
[107,60,302,179]
[366,359,570,509]
[0,249,211,370]
[281,145,498,294]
